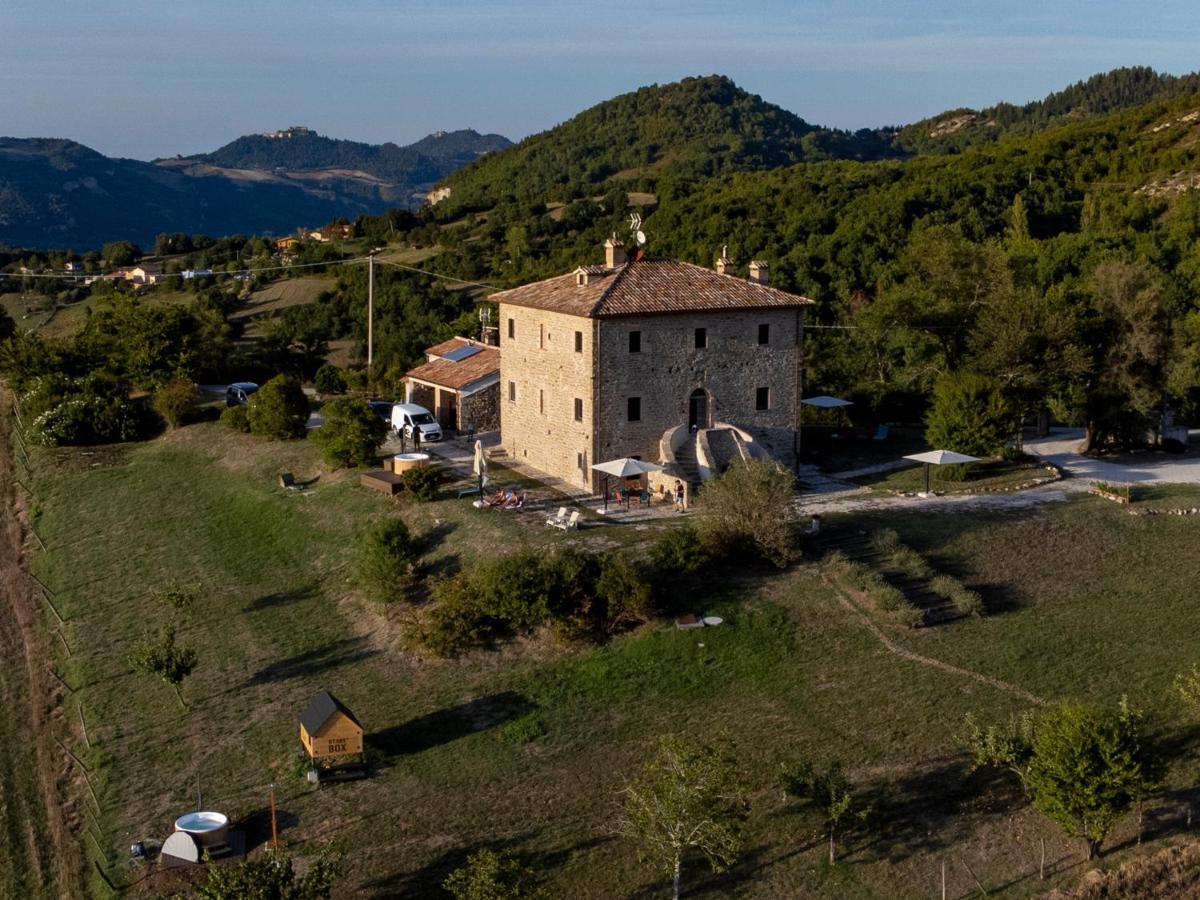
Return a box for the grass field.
[1,288,200,341]
[233,276,337,331]
[22,423,1200,897]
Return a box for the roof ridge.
[590,261,629,316]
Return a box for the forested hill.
[896,66,1200,154]
[435,75,902,213]
[178,128,512,182]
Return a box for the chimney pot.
[749,260,769,285]
[605,237,626,269]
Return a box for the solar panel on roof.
[442,345,483,362]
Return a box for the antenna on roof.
[722,244,728,258]
[629,213,646,247]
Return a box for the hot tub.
[392,452,431,474]
[174,811,229,848]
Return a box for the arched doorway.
[688,388,710,431]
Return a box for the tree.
[964,701,1162,860]
[355,518,419,603]
[617,735,747,900]
[695,458,798,567]
[924,371,1015,458]
[313,363,347,395]
[780,759,869,864]
[192,847,340,899]
[152,378,200,429]
[311,397,385,468]
[444,849,543,900]
[0,305,14,342]
[247,375,310,440]
[128,625,197,708]
[101,240,140,268]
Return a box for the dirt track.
[0,388,85,897]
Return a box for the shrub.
[220,404,251,433]
[419,575,495,656]
[444,849,542,900]
[543,547,601,640]
[647,524,708,580]
[247,374,309,439]
[152,377,199,429]
[402,464,442,502]
[925,370,1014,458]
[696,458,799,567]
[930,574,986,617]
[595,553,654,632]
[311,397,385,469]
[475,551,554,629]
[356,518,419,603]
[21,374,148,446]
[314,363,347,395]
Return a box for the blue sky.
[4,0,1199,159]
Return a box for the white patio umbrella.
[591,457,663,510]
[472,440,489,494]
[903,450,981,494]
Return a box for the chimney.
[605,236,626,269]
[715,245,734,275]
[748,260,769,285]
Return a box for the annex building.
[492,239,814,491]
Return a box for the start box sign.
[312,732,362,759]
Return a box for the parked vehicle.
[225,382,259,407]
[367,400,393,424]
[389,402,442,442]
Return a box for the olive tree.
[617,735,747,900]
[964,700,1163,859]
[311,397,386,468]
[247,375,310,439]
[695,458,798,567]
[780,759,869,864]
[128,625,198,708]
[444,849,542,900]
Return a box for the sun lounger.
[546,507,569,527]
[550,510,580,531]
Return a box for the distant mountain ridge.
[895,66,1200,153]
[0,128,511,249]
[173,127,512,183]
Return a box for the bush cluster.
[416,546,658,656]
[152,377,200,429]
[247,375,309,439]
[220,404,251,433]
[929,574,986,617]
[20,374,149,446]
[823,552,924,627]
[356,519,420,604]
[313,363,347,395]
[311,396,385,468]
[402,464,442,501]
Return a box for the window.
[507,318,515,340]
[627,397,641,422]
[508,381,516,402]
[758,323,770,345]
[574,331,583,353]
[755,387,770,411]
[574,398,583,421]
[629,330,641,353]
[539,323,544,349]
[694,327,707,349]
[539,389,544,415]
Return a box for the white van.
[389,402,443,443]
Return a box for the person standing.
[673,480,685,512]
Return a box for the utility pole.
[269,783,279,848]
[367,251,375,370]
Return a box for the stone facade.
[500,303,803,491]
[500,306,597,488]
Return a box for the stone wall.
[595,308,802,465]
[461,383,499,433]
[499,304,597,489]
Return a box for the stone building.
[404,337,500,434]
[492,240,813,491]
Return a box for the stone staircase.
[817,526,964,627]
[674,434,703,487]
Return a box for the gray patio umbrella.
[591,457,663,511]
[903,450,981,494]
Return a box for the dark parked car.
[225,382,259,407]
[367,400,394,423]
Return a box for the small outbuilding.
[299,691,363,762]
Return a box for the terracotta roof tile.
[406,344,500,391]
[490,256,813,318]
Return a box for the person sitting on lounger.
[484,489,509,507]
[502,491,524,510]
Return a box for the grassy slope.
[23,424,1200,897]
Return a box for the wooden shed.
[299,691,363,762]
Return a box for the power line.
[0,256,368,281]
[371,258,498,290]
